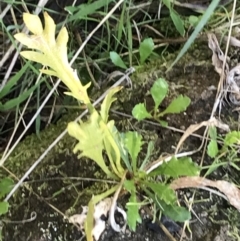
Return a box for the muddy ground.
[1,41,240,241]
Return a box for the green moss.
[0,110,81,178]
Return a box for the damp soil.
[1,42,240,241]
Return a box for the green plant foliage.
[150,78,168,111]
[100,86,123,122]
[140,141,155,170]
[15,12,196,239]
[139,38,154,64]
[224,131,240,146]
[124,131,143,172]
[132,78,191,125]
[207,140,219,158]
[159,201,191,222]
[0,61,44,112]
[159,95,190,116]
[114,132,132,171]
[149,157,200,177]
[124,180,142,231]
[168,0,220,71]
[188,15,200,27]
[110,52,127,69]
[0,178,13,217]
[68,111,113,177]
[170,10,185,36]
[0,79,44,111]
[0,178,14,199]
[162,0,185,36]
[207,127,219,158]
[144,182,176,205]
[65,0,114,23]
[132,103,152,121]
[0,202,9,215]
[0,62,30,99]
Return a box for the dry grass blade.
[175,117,230,154]
[170,176,240,211]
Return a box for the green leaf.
[67,111,113,178]
[127,192,142,231]
[100,86,122,122]
[0,178,14,198]
[0,62,31,99]
[150,78,168,110]
[0,202,9,215]
[159,120,168,127]
[159,95,191,116]
[209,126,217,140]
[132,103,152,121]
[170,10,185,36]
[160,201,191,222]
[65,0,114,21]
[207,140,219,158]
[143,186,190,222]
[145,182,176,205]
[115,131,132,171]
[139,38,154,64]
[149,157,200,177]
[224,131,240,146]
[124,131,143,172]
[162,0,171,8]
[167,0,221,71]
[140,141,155,170]
[124,180,135,192]
[110,51,127,69]
[189,15,200,27]
[0,79,44,111]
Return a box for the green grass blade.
[0,61,31,99]
[167,0,220,71]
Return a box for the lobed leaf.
[132,103,151,121]
[149,157,200,177]
[23,13,43,35]
[67,111,113,178]
[127,192,142,231]
[144,181,176,205]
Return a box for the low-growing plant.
[204,128,240,175]
[14,12,200,240]
[132,78,191,126]
[110,37,155,69]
